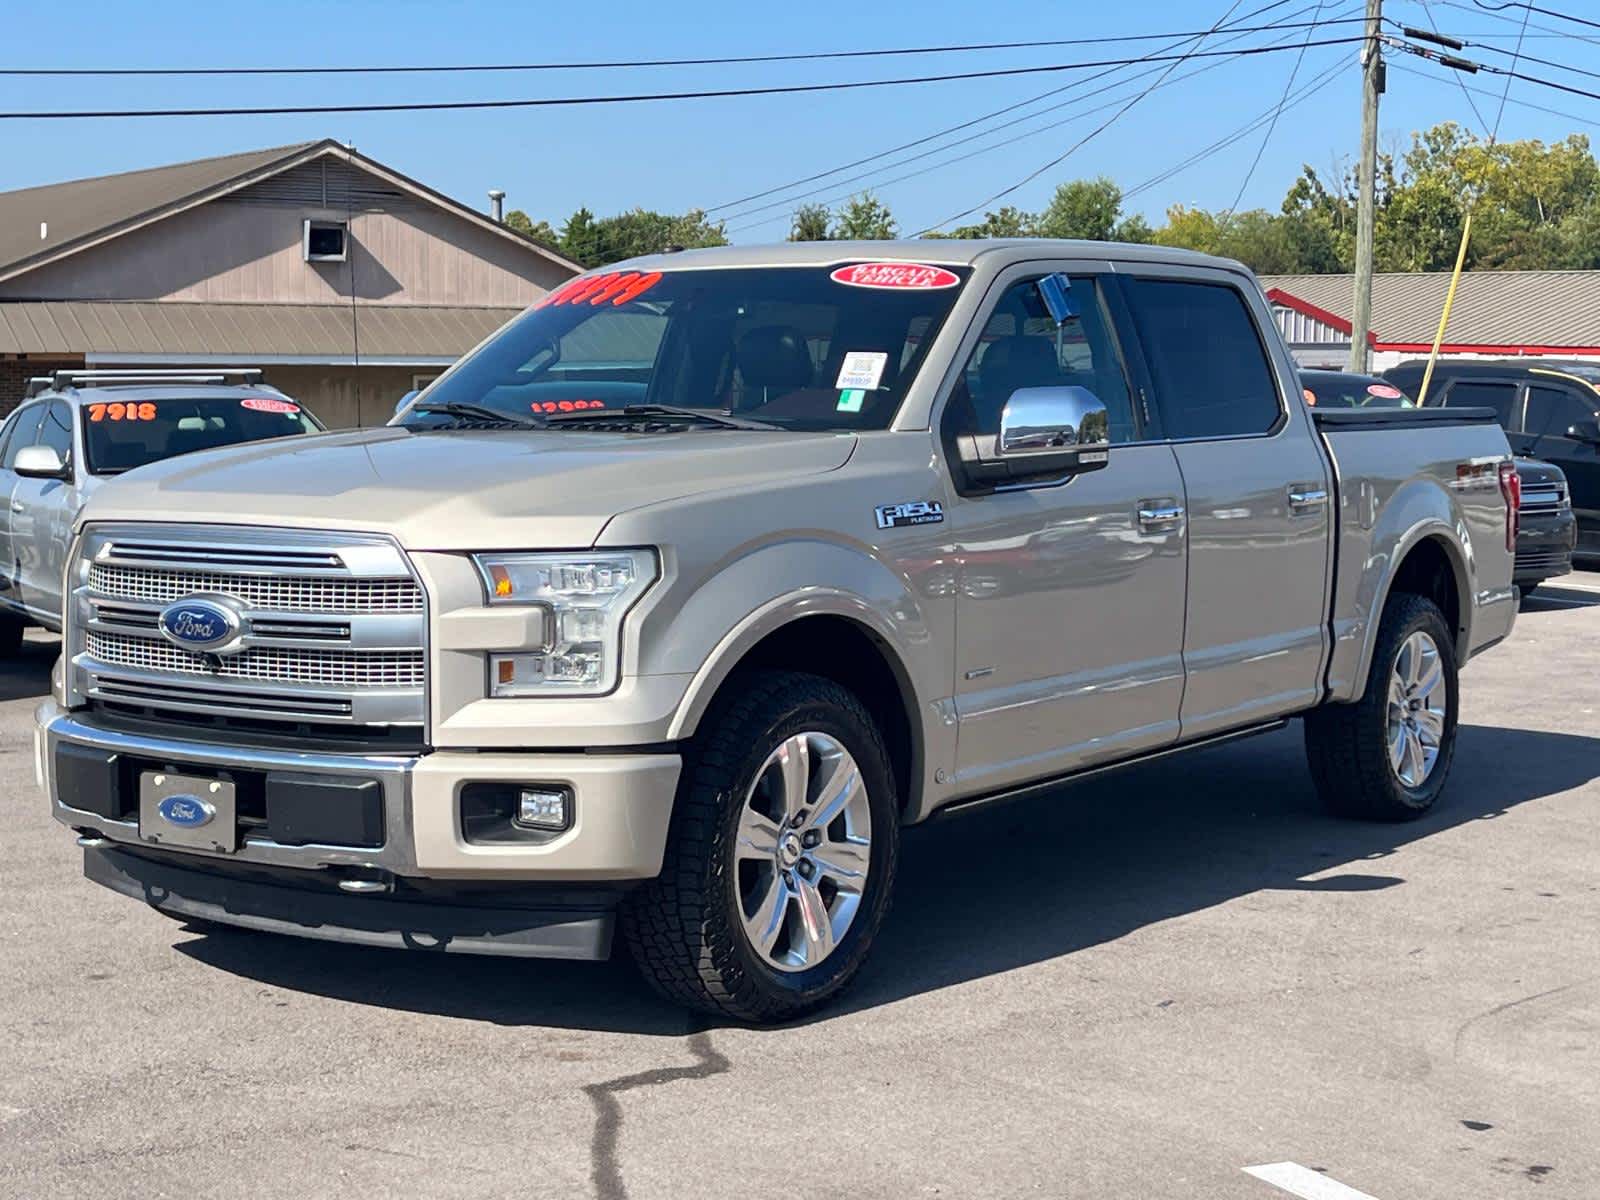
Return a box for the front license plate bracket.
[138,771,238,854]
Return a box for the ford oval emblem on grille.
[157,794,215,828]
[156,598,241,652]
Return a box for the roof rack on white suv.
[24,368,265,399]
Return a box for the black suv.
[1384,359,1600,564]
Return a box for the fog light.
[514,787,571,831]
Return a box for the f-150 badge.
[875,501,944,529]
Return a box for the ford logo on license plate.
[157,597,241,652]
[157,794,215,829]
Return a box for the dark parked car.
[1304,369,1575,592]
[1383,358,1599,565]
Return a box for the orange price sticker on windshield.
[88,402,157,422]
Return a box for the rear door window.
[1525,385,1595,439]
[1123,278,1281,439]
[1441,381,1518,427]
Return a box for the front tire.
[1305,593,1459,821]
[621,670,899,1022]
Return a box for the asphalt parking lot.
[2,577,1597,1200]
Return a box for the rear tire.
[1305,593,1459,821]
[621,670,899,1022]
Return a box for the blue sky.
[0,0,1591,242]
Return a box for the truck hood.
[79,426,858,549]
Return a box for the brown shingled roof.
[0,300,519,360]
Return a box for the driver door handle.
[10,501,23,514]
[1137,499,1185,532]
[1287,485,1328,513]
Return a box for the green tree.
[503,209,562,252]
[558,207,727,267]
[941,205,1036,239]
[831,192,897,239]
[789,203,832,241]
[1035,177,1123,241]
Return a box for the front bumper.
[37,701,681,884]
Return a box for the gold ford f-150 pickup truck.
[37,240,1518,1021]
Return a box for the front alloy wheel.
[736,732,872,972]
[621,670,898,1021]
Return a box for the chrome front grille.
[86,631,425,688]
[69,525,427,729]
[1520,482,1568,514]
[89,563,423,612]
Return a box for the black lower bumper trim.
[85,845,615,961]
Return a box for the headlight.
[471,550,657,695]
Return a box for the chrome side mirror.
[13,444,68,480]
[999,386,1110,457]
[950,385,1111,494]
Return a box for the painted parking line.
[1244,1162,1381,1200]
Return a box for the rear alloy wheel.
[622,670,898,1022]
[1386,630,1447,788]
[1305,592,1459,821]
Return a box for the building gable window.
[302,219,348,262]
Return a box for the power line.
[0,20,1378,78]
[1122,59,1350,201]
[1467,37,1600,83]
[914,0,1265,235]
[1416,0,1492,132]
[1469,0,1600,33]
[723,21,1357,237]
[707,0,1328,215]
[1489,4,1531,141]
[0,38,1370,121]
[1221,0,1327,220]
[1389,59,1596,127]
[1428,0,1600,45]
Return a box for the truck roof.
[616,238,1252,276]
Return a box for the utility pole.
[1349,0,1384,372]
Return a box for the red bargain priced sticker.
[830,262,961,290]
[241,396,299,413]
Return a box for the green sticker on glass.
[837,388,866,413]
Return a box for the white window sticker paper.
[836,351,888,392]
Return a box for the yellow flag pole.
[1416,209,1473,407]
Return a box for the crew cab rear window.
[1124,279,1281,439]
[1440,381,1517,426]
[84,396,320,474]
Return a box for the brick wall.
[0,357,84,415]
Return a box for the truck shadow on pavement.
[175,720,1600,1033]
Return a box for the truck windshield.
[84,395,321,474]
[399,263,970,432]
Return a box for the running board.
[932,719,1291,821]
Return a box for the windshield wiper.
[405,401,542,429]
[544,404,779,430]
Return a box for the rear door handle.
[1287,486,1328,513]
[1137,499,1185,532]
[10,502,23,514]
